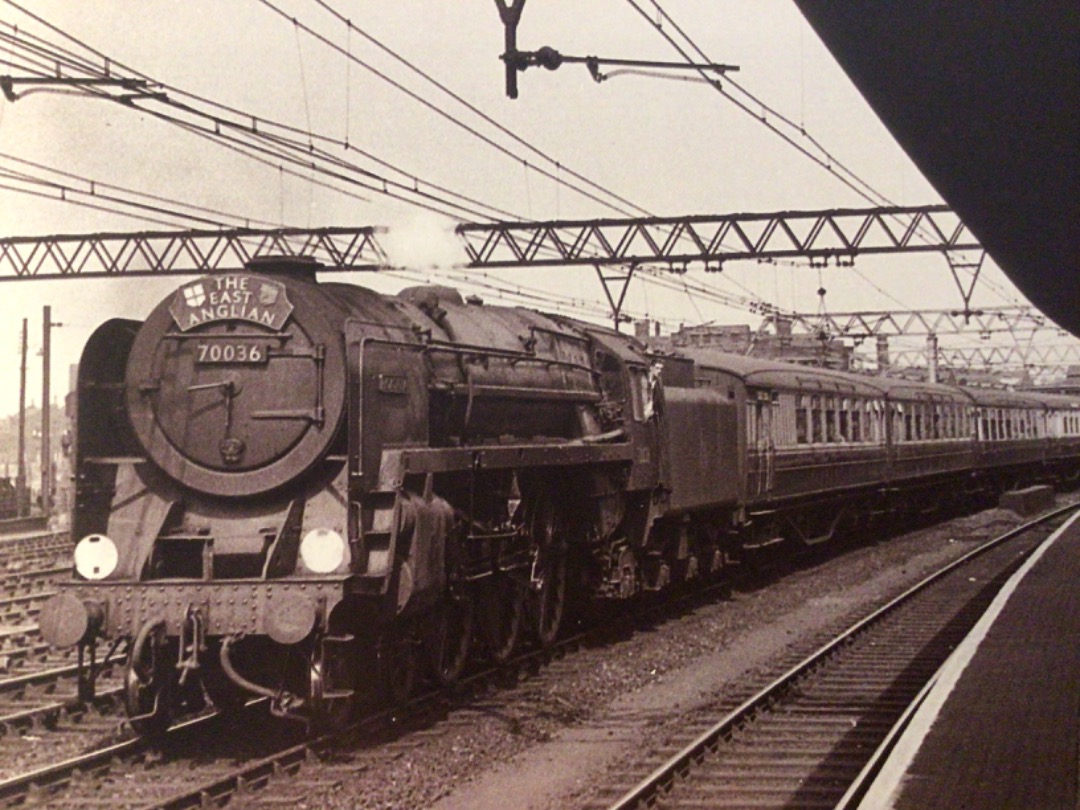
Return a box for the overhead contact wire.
[305,0,654,219]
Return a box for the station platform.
[857,509,1080,809]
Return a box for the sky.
[0,0,1065,418]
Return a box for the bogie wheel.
[526,495,568,647]
[425,589,475,685]
[124,621,175,736]
[477,574,525,664]
[378,623,418,706]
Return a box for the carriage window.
[795,395,808,444]
[811,396,823,443]
[851,401,862,442]
[825,397,838,442]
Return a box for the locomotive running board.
[374,442,635,490]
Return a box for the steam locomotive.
[38,256,1080,731]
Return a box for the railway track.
[0,529,127,741]
[0,659,126,737]
[0,530,70,620]
[0,504,1069,809]
[0,570,736,809]
[596,503,1078,810]
[0,528,69,561]
[0,517,48,537]
[0,705,281,808]
[0,583,77,682]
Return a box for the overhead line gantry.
[0,205,976,279]
[455,205,977,268]
[0,226,386,279]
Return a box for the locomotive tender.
[39,256,1080,730]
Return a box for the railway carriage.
[1014,390,1080,482]
[37,257,1080,732]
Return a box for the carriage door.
[748,389,775,497]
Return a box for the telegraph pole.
[41,306,50,518]
[41,306,59,519]
[16,318,26,517]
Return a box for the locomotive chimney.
[245,255,323,281]
[876,335,891,374]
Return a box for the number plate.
[195,342,269,365]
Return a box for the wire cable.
[304,0,655,219]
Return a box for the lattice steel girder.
[456,205,979,268]
[890,343,1080,369]
[761,306,1063,339]
[0,227,387,279]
